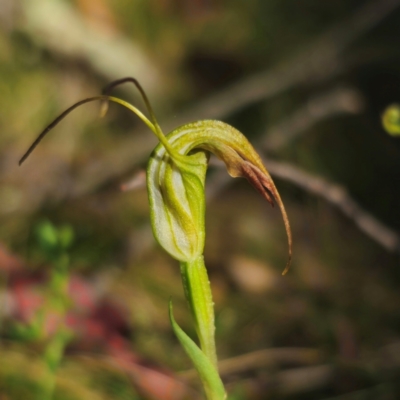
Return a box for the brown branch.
[265,159,400,253]
[179,347,322,381]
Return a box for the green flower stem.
[180,255,217,368]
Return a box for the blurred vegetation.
[1,0,400,399]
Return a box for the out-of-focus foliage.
[382,104,400,135]
[1,0,400,399]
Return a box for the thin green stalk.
[180,255,217,368]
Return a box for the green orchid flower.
[20,77,292,400]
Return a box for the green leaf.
[169,301,226,400]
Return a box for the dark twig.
[179,347,322,380]
[266,160,400,253]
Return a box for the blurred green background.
[1,0,400,399]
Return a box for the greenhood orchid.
[20,77,292,400]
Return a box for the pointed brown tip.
[281,256,291,276]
